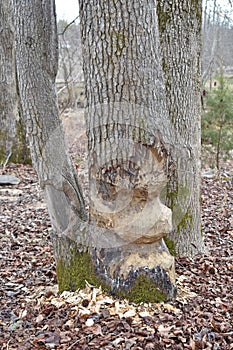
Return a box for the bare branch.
[3,152,12,169]
[58,16,79,36]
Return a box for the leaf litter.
[0,159,232,349]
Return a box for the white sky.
[55,0,79,21]
[55,0,232,22]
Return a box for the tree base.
[91,239,176,302]
[54,234,176,303]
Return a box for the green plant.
[202,73,233,169]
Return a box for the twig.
[58,16,79,36]
[7,339,11,350]
[220,331,233,337]
[67,337,85,350]
[57,75,83,95]
[3,152,12,169]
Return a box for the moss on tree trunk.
[56,250,100,292]
[56,248,173,303]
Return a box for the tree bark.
[13,0,204,300]
[79,0,176,301]
[0,0,29,165]
[13,0,88,290]
[157,0,204,256]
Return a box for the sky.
[55,0,79,21]
[55,0,232,22]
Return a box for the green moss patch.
[56,249,110,293]
[117,275,167,303]
[164,183,193,233]
[164,237,176,256]
[0,118,31,165]
[56,250,97,293]
[177,208,193,234]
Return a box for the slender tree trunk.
[0,0,29,165]
[79,0,176,301]
[13,0,89,291]
[216,118,224,170]
[157,0,204,255]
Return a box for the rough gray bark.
[13,0,88,285]
[0,0,29,165]
[79,0,176,300]
[157,0,204,255]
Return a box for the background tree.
[201,1,233,170]
[202,0,233,87]
[202,71,233,169]
[157,0,204,255]
[0,0,30,165]
[57,19,84,110]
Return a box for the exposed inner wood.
[90,142,172,244]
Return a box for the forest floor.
[0,110,233,349]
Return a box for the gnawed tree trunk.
[14,0,176,301]
[157,0,204,256]
[0,0,30,165]
[79,0,176,301]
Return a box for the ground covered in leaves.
[0,161,232,349]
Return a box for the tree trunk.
[13,0,89,291]
[0,0,30,165]
[79,0,176,301]
[157,0,204,256]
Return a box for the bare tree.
[57,19,84,110]
[13,0,89,292]
[157,0,204,256]
[0,0,29,165]
[202,0,233,86]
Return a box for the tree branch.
[58,16,79,36]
